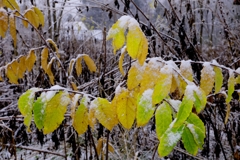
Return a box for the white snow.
[236,67,240,74]
[139,89,153,112]
[118,15,132,29]
[160,65,173,75]
[185,84,199,101]
[166,130,182,147]
[168,100,181,112]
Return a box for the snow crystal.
[212,59,219,65]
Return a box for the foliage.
[1,0,240,159]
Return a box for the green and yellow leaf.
[213,66,223,93]
[182,126,198,155]
[193,87,207,114]
[127,62,144,90]
[226,70,235,103]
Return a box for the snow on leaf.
[213,66,223,93]
[70,94,81,116]
[26,50,36,72]
[226,70,235,103]
[18,88,40,130]
[152,65,172,105]
[180,60,193,95]
[68,59,75,76]
[182,126,198,155]
[186,123,205,149]
[200,62,215,95]
[112,88,137,129]
[43,91,70,134]
[0,8,8,38]
[93,98,118,131]
[9,13,17,47]
[127,62,144,90]
[83,54,96,73]
[155,101,172,139]
[119,46,127,76]
[137,89,155,127]
[72,97,89,135]
[41,47,49,73]
[158,123,184,157]
[22,9,40,28]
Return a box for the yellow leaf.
[152,65,173,105]
[5,63,18,84]
[41,47,49,73]
[3,0,20,11]
[88,106,97,128]
[32,6,44,27]
[17,55,26,79]
[83,54,97,73]
[75,56,83,76]
[10,60,19,77]
[119,46,127,76]
[96,138,103,156]
[200,62,215,95]
[127,25,148,65]
[112,87,137,129]
[22,9,40,28]
[26,50,36,72]
[70,82,78,91]
[179,60,193,96]
[0,8,8,38]
[70,94,81,117]
[46,57,55,85]
[127,62,144,90]
[92,98,118,131]
[72,97,89,135]
[9,13,17,47]
[68,59,75,76]
[47,39,59,54]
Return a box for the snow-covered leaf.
[127,62,144,90]
[186,123,205,149]
[137,89,155,127]
[155,101,172,139]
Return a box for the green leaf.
[33,93,46,130]
[174,88,194,127]
[187,113,205,132]
[182,126,199,155]
[43,91,70,134]
[18,88,40,129]
[152,65,172,105]
[155,101,172,139]
[226,71,235,103]
[137,89,155,127]
[158,123,184,157]
[72,97,89,135]
[186,123,205,149]
[193,87,207,114]
[213,66,223,93]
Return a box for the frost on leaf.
[5,62,18,84]
[158,122,184,157]
[186,123,205,149]
[22,9,40,28]
[127,62,144,90]
[72,97,89,135]
[193,87,207,114]
[43,91,70,134]
[0,8,8,38]
[152,65,172,105]
[140,58,163,94]
[137,89,155,127]
[18,88,40,130]
[180,60,193,95]
[93,98,118,131]
[155,101,172,139]
[33,93,47,130]
[200,62,215,95]
[112,87,137,129]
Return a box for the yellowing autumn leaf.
[226,70,235,103]
[200,62,215,95]
[3,0,20,11]
[0,8,8,38]
[75,56,83,76]
[26,50,36,72]
[17,56,27,79]
[33,6,44,27]
[22,9,40,28]
[46,57,55,85]
[127,62,144,90]
[127,24,148,65]
[9,13,17,47]
[152,65,172,105]
[91,98,118,131]
[5,62,18,84]
[119,46,127,76]
[41,47,49,73]
[47,39,59,54]
[83,54,97,73]
[112,87,137,129]
[72,97,89,135]
[43,91,70,134]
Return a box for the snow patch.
[166,130,182,147]
[139,89,153,112]
[168,100,181,112]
